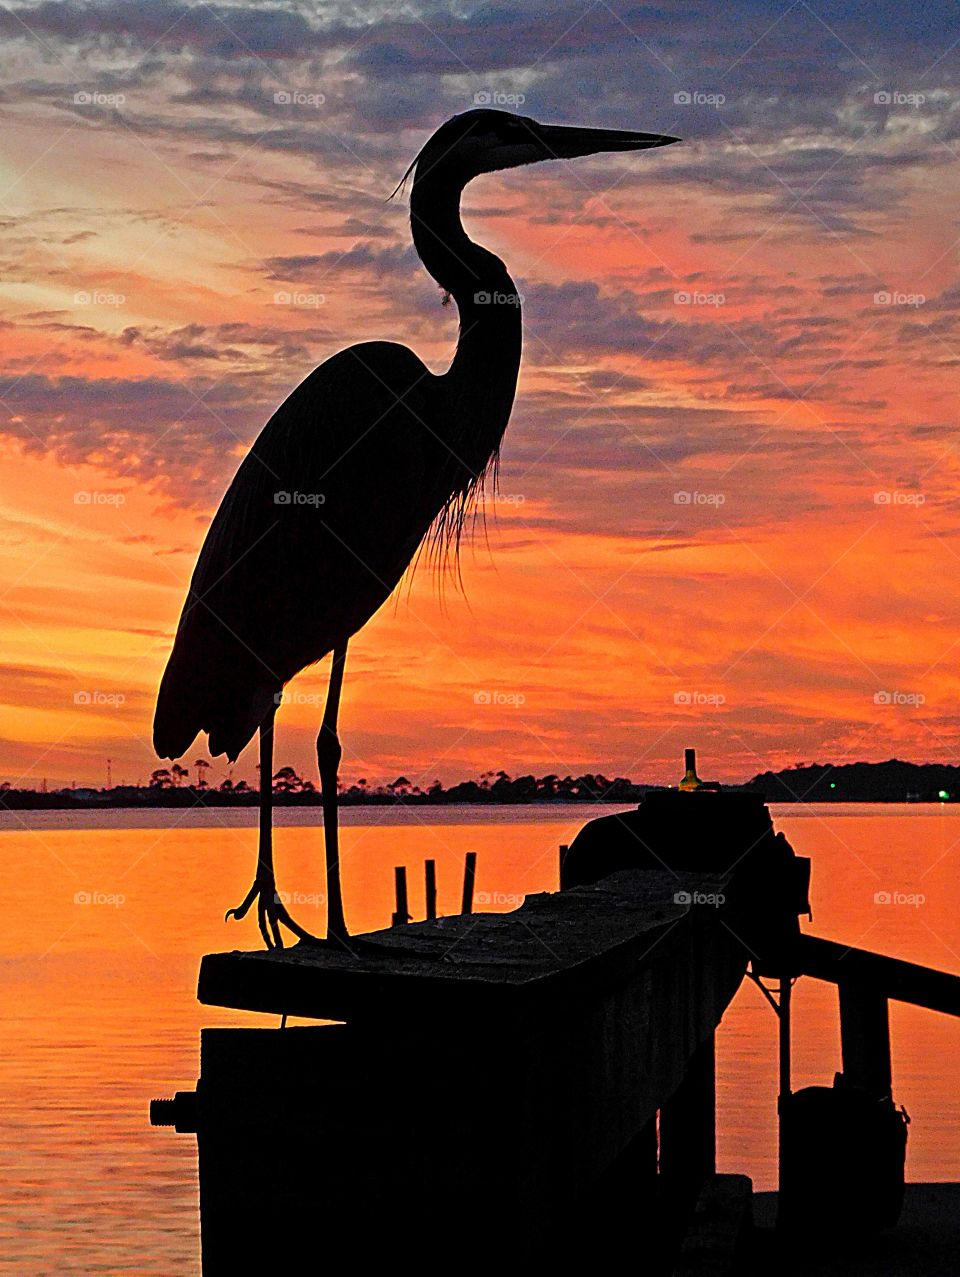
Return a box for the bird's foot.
[224,876,316,950]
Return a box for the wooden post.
[778,970,792,1207]
[392,866,410,926]
[461,851,477,915]
[839,984,892,1098]
[424,860,437,921]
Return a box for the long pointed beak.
[531,123,681,160]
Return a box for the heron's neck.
[410,174,521,461]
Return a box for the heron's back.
[154,342,445,762]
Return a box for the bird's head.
[395,108,679,193]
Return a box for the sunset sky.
[3,0,960,790]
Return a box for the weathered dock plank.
[198,866,735,1021]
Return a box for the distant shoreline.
[4,759,959,809]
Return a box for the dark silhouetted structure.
[152,110,678,947]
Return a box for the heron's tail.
[153,624,280,763]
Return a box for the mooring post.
[461,851,477,914]
[424,859,437,921]
[839,983,892,1098]
[392,866,410,926]
[778,969,792,1206]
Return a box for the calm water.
[3,803,960,1272]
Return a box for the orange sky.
[2,4,960,789]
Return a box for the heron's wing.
[153,342,441,761]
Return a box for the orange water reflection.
[3,804,959,1272]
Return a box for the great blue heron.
[153,109,678,949]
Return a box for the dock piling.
[461,850,476,914]
[392,866,410,926]
[424,859,437,921]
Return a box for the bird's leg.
[225,704,314,949]
[301,645,451,961]
[318,645,349,943]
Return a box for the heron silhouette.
[153,109,678,950]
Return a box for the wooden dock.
[151,786,960,1272]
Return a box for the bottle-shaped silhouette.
[679,748,702,791]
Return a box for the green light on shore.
[939,790,950,801]
[829,783,837,790]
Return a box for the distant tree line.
[1,767,663,809]
[2,759,957,810]
[750,759,960,803]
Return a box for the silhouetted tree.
[273,765,303,794]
